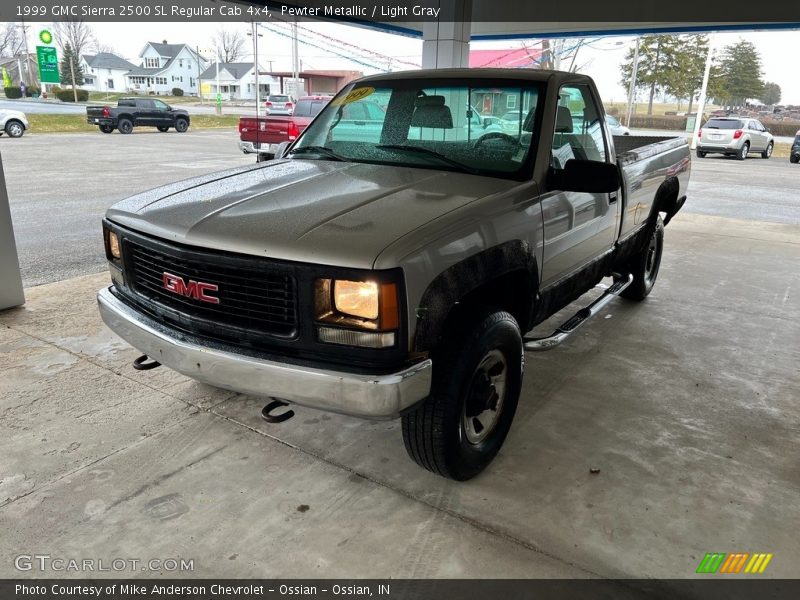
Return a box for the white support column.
[0,154,25,309]
[421,1,472,69]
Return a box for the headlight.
[314,278,400,341]
[108,231,121,259]
[334,280,379,320]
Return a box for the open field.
[25,113,239,133]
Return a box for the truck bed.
[614,135,688,165]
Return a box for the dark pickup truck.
[86,98,190,134]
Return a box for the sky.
[21,21,800,104]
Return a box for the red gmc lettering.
[162,272,220,304]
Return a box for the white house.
[80,53,138,93]
[125,42,208,96]
[198,62,278,101]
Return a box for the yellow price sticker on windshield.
[331,87,375,106]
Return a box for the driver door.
[540,83,619,286]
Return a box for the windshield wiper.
[289,145,346,161]
[375,144,478,174]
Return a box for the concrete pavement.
[1,212,798,582]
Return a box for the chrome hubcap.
[9,124,21,136]
[742,145,748,158]
[462,350,507,445]
[644,230,659,285]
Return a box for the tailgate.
[239,117,288,143]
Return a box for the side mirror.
[549,159,620,194]
[274,141,291,159]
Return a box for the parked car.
[696,117,773,160]
[499,110,524,134]
[265,94,294,115]
[86,98,190,134]
[791,130,800,164]
[605,114,630,136]
[0,109,29,138]
[99,68,689,480]
[239,95,332,161]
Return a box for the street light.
[247,24,264,120]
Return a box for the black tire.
[791,155,800,164]
[621,216,664,301]
[5,120,25,138]
[736,142,749,161]
[157,125,170,132]
[118,118,133,134]
[761,142,773,159]
[256,153,274,163]
[696,150,707,158]
[402,309,523,481]
[174,118,189,133]
[99,124,114,133]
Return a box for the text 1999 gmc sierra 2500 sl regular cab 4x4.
[98,69,689,480]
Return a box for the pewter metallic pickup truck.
[98,69,689,480]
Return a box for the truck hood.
[107,159,514,269]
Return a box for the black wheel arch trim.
[412,240,538,353]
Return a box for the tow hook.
[132,354,161,370]
[261,398,295,423]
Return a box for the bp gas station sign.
[36,29,59,84]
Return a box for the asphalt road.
[0,98,257,115]
[3,129,799,287]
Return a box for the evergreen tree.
[619,35,681,115]
[668,35,710,114]
[760,82,781,106]
[59,43,84,90]
[713,40,764,108]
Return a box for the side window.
[552,84,607,169]
[153,100,168,111]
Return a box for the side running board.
[523,274,633,352]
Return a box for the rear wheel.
[736,142,749,160]
[696,150,707,158]
[157,125,170,132]
[401,309,523,481]
[5,120,24,138]
[99,124,114,133]
[256,153,274,163]
[117,118,133,134]
[174,118,189,133]
[621,216,664,301]
[761,142,773,159]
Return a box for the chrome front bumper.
[97,287,432,419]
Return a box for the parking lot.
[1,131,799,586]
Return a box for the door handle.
[608,191,618,203]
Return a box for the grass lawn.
[604,101,722,117]
[27,113,239,133]
[87,91,205,104]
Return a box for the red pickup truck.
[238,95,330,161]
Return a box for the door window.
[551,84,607,169]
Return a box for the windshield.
[290,80,543,178]
[269,95,290,102]
[705,118,744,129]
[293,98,329,117]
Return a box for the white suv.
[696,117,774,160]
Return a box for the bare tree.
[0,23,24,57]
[92,39,117,54]
[215,28,246,63]
[52,20,97,59]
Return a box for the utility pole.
[216,50,221,115]
[291,20,299,98]
[69,54,78,102]
[625,36,640,128]
[248,22,262,116]
[691,35,715,151]
[18,18,31,84]
[196,45,203,102]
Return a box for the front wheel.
[761,142,773,159]
[174,118,189,133]
[402,309,523,481]
[791,155,800,164]
[736,142,749,160]
[621,216,664,301]
[5,120,25,138]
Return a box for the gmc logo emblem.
[162,272,220,304]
